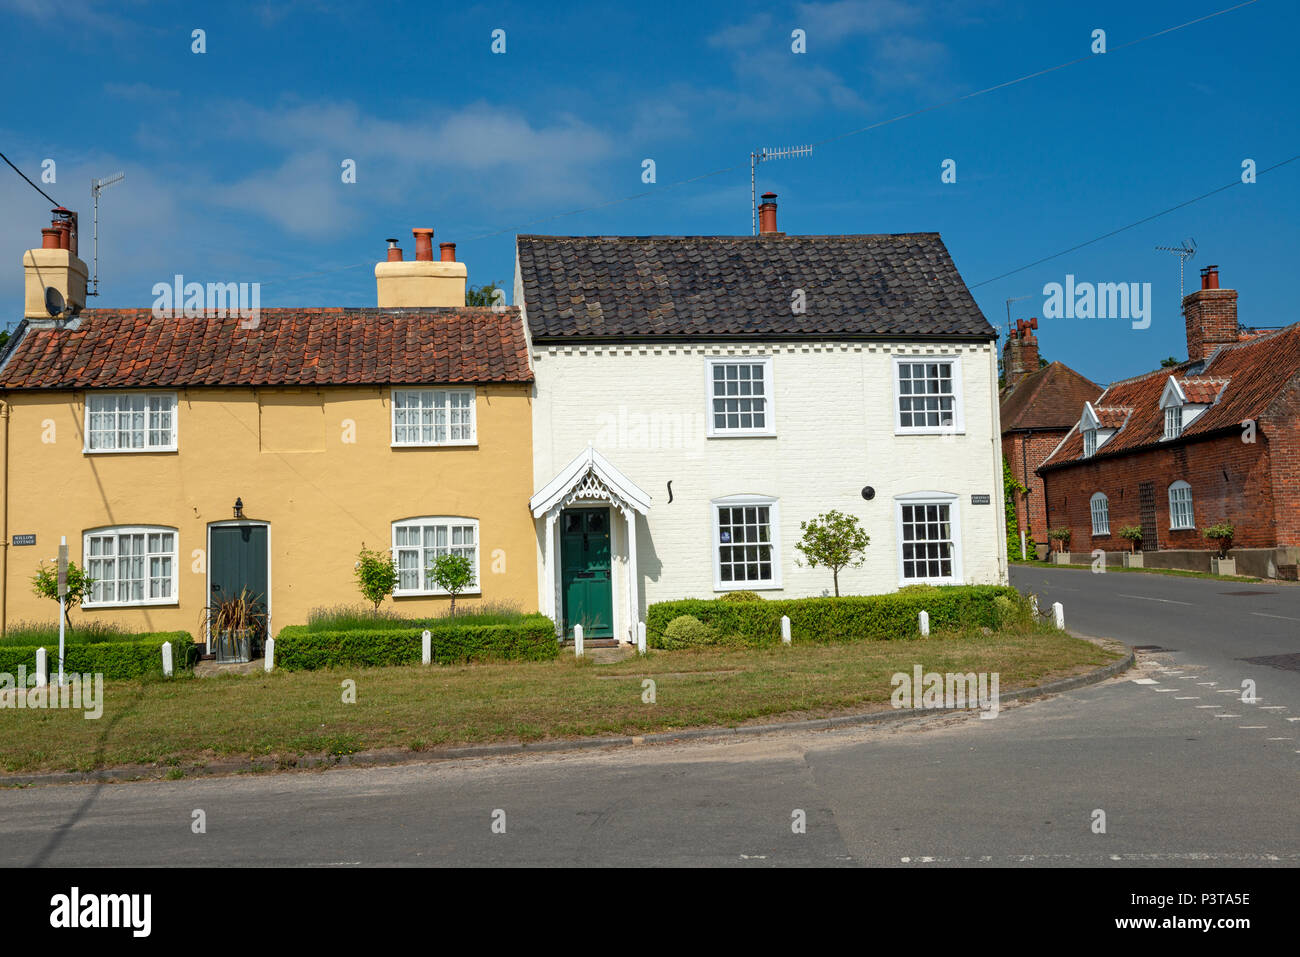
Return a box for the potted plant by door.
[1047,527,1072,564]
[1204,523,1236,576]
[1118,526,1144,567]
[207,588,266,664]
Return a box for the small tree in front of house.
[1203,522,1235,558]
[1048,527,1072,550]
[354,545,399,612]
[794,509,870,597]
[430,553,476,616]
[31,560,95,629]
[1117,526,1143,553]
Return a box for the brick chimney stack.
[1002,317,1040,388]
[758,192,783,236]
[1183,265,1239,362]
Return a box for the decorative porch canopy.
[530,446,651,642]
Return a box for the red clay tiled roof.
[1093,406,1131,429]
[1178,377,1229,404]
[1041,322,1300,470]
[1000,360,1102,432]
[0,308,532,389]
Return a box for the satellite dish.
[44,286,66,318]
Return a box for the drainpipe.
[0,400,9,638]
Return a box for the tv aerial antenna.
[750,145,811,234]
[89,171,125,297]
[1155,238,1196,298]
[1005,294,1033,339]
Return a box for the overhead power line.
[969,154,1300,288]
[0,149,62,208]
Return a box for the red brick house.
[999,319,1102,554]
[1037,266,1300,578]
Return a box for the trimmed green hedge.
[646,586,1023,648]
[274,614,559,670]
[0,633,199,679]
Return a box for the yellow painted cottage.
[0,221,538,639]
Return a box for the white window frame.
[390,388,477,447]
[1090,493,1110,536]
[711,494,782,590]
[1163,405,1183,440]
[1168,481,1195,530]
[894,491,962,586]
[82,525,180,608]
[1083,428,1098,458]
[893,356,964,434]
[705,357,776,437]
[391,516,482,597]
[83,392,178,453]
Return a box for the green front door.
[209,523,270,643]
[560,508,613,639]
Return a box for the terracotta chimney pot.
[412,228,434,262]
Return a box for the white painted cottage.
[516,194,1008,641]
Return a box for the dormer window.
[1083,428,1097,458]
[1164,405,1182,440]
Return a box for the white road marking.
[1217,689,1241,694]
[1287,718,1300,723]
[1250,612,1300,622]
[1196,705,1221,709]
[1261,706,1287,711]
[1238,726,1267,730]
[1265,737,1293,741]
[1175,696,1200,700]
[1133,678,1159,685]
[1154,688,1180,693]
[1215,714,1242,718]
[1197,682,1218,687]
[1118,594,1193,605]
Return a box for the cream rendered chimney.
[23,215,88,318]
[375,227,467,307]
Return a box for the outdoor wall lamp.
[861,486,875,500]
[233,497,244,519]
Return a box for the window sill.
[899,577,959,587]
[894,429,965,437]
[83,447,178,455]
[84,600,179,610]
[393,590,484,599]
[713,582,782,592]
[391,442,478,449]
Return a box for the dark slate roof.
[0,308,532,390]
[516,234,994,341]
[1039,322,1300,471]
[999,360,1102,432]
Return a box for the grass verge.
[0,621,1119,776]
[1011,559,1264,583]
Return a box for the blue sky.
[1,0,1294,384]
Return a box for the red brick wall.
[1003,429,1068,547]
[1040,433,1281,551]
[1183,288,1239,362]
[1260,371,1300,547]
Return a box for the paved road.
[1,566,1295,867]
[1010,565,1300,714]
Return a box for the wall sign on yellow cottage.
[0,220,538,644]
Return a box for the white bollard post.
[574,624,584,657]
[1029,594,1040,617]
[1020,529,1027,560]
[161,641,174,677]
[919,610,930,636]
[780,615,791,645]
[422,629,432,665]
[1052,601,1065,629]
[34,647,48,688]
[637,621,646,655]
[264,637,275,672]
